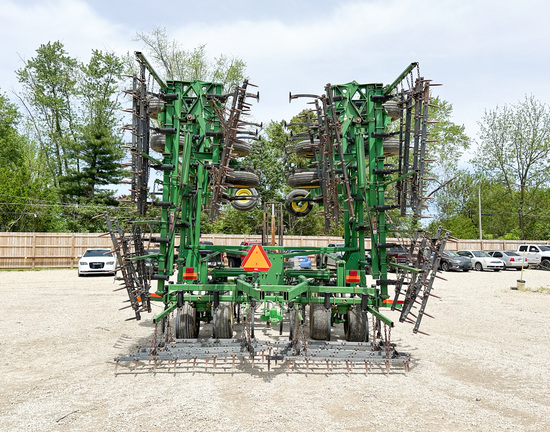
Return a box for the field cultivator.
[106,52,448,373]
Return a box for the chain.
[384,324,391,360]
[150,321,158,355]
[166,311,174,345]
[299,309,308,357]
[241,303,253,356]
[291,308,299,354]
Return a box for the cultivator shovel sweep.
[108,53,447,373]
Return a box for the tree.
[243,120,290,203]
[0,90,59,231]
[134,27,247,93]
[16,41,79,188]
[474,95,550,239]
[426,96,471,178]
[60,50,126,201]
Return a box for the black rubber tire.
[383,99,402,121]
[175,302,198,339]
[289,308,297,341]
[382,137,399,157]
[147,97,165,120]
[285,189,313,217]
[541,258,550,269]
[226,171,260,188]
[213,303,233,339]
[231,188,259,211]
[475,262,483,272]
[287,171,319,188]
[229,142,251,157]
[315,255,323,269]
[441,261,450,272]
[150,133,184,154]
[295,140,318,158]
[345,307,368,342]
[228,257,241,268]
[309,303,329,340]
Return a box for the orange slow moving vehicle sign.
[241,244,271,271]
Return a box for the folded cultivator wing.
[105,53,448,373]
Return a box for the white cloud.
[0,0,133,94]
[1,0,549,135]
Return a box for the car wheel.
[441,261,450,272]
[475,262,483,271]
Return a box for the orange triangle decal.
[242,244,271,271]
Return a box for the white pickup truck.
[517,244,550,268]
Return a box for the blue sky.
[1,0,548,142]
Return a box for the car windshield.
[539,246,550,252]
[472,251,490,257]
[504,251,520,256]
[83,249,113,257]
[444,251,459,257]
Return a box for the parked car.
[456,250,505,272]
[78,248,116,276]
[387,245,409,272]
[439,251,472,272]
[516,244,550,268]
[285,251,312,269]
[488,251,528,270]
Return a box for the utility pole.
[478,186,483,244]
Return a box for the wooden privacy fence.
[0,232,548,269]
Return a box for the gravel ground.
[1,268,549,432]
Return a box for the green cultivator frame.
[106,53,448,372]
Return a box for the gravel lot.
[1,268,549,431]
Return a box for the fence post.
[71,233,76,268]
[31,233,36,269]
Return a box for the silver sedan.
[488,251,529,270]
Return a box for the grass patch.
[518,286,550,294]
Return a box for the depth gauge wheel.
[285,189,313,217]
[345,307,368,342]
[287,171,319,189]
[295,140,318,158]
[230,142,251,157]
[175,302,199,339]
[225,171,259,188]
[231,188,259,211]
[213,303,233,339]
[309,303,329,340]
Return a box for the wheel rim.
[235,188,252,203]
[291,197,308,212]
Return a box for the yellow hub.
[235,188,253,203]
